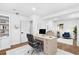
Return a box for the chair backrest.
[27,34,35,43]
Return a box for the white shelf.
[0,23,9,25]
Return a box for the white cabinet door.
[20,21,32,43]
[0,37,10,50]
[77,20,79,46]
[0,39,2,50]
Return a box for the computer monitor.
[39,29,46,34]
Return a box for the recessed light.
[32,7,36,11]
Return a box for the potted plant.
[73,26,77,40]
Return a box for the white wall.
[30,15,42,35]
[36,19,54,34]
[30,15,53,35]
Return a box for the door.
[20,21,32,43]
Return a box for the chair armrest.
[35,39,42,45]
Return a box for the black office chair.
[27,34,42,54]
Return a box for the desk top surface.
[34,34,57,40]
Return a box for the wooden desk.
[34,34,57,55]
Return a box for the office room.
[0,0,79,59]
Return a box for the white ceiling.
[0,3,79,17]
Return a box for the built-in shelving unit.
[0,15,9,37]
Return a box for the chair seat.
[28,40,39,48]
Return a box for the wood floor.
[0,39,79,55]
[58,42,79,55]
[57,39,79,55]
[0,42,28,55]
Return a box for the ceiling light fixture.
[32,7,36,11]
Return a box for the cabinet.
[44,38,57,55]
[0,16,9,37]
[0,15,10,50]
[0,36,10,50]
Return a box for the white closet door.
[20,21,31,43]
